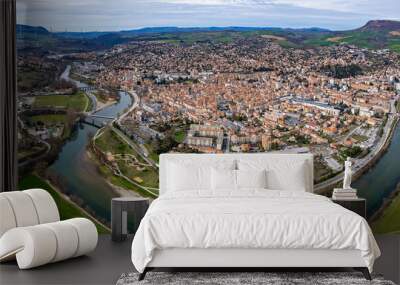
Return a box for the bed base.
[138,267,371,281]
[138,248,372,281]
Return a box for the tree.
[341,146,362,158]
[35,161,48,177]
[65,109,77,131]
[151,132,178,154]
[321,64,363,79]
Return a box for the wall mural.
[16,1,400,234]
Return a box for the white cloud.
[160,0,400,16]
[159,0,365,12]
[16,0,400,32]
[269,0,365,12]
[158,0,246,5]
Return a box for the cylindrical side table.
[111,197,149,242]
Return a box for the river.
[49,66,132,224]
[60,65,88,89]
[354,121,400,217]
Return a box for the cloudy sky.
[17,0,400,32]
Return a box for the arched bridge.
[79,86,95,91]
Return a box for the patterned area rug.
[117,272,395,285]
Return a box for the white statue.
[343,157,353,190]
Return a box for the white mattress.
[131,190,380,273]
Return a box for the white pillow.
[212,168,237,190]
[238,160,308,191]
[167,162,211,191]
[236,169,267,189]
[266,165,307,191]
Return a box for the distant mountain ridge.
[17,24,50,35]
[16,20,400,38]
[15,20,400,54]
[357,20,400,32]
[53,26,332,39]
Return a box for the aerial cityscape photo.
[16,0,400,234]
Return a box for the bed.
[131,153,380,280]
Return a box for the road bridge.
[81,119,104,129]
[86,114,114,119]
[79,86,95,91]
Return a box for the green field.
[30,114,67,124]
[29,114,72,139]
[95,153,158,199]
[145,144,160,163]
[19,174,110,234]
[174,130,186,143]
[95,128,134,155]
[33,92,89,112]
[371,192,400,234]
[309,31,382,49]
[388,38,400,53]
[118,161,159,188]
[95,128,159,192]
[152,31,239,45]
[352,134,369,143]
[303,36,336,47]
[303,30,400,52]
[139,30,296,47]
[153,28,400,53]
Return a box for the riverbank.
[353,116,399,182]
[315,115,400,195]
[88,130,158,199]
[21,66,135,226]
[95,99,117,113]
[86,150,141,198]
[19,174,110,234]
[353,116,400,225]
[87,88,159,198]
[47,87,133,224]
[371,183,400,234]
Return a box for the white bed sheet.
[131,190,380,273]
